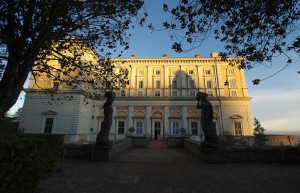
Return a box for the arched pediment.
[41,110,58,115]
[151,111,163,118]
[115,111,128,118]
[134,111,145,118]
[170,111,182,118]
[230,114,244,119]
[188,111,199,119]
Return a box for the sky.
[8,0,300,135]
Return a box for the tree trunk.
[0,54,33,118]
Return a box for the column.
[182,106,188,131]
[147,66,153,96]
[164,106,170,136]
[180,65,186,96]
[146,106,152,136]
[129,65,135,96]
[128,106,134,129]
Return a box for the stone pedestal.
[92,145,116,161]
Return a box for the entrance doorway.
[154,121,161,140]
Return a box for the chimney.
[211,52,219,58]
[195,53,200,58]
[162,54,168,58]
[130,54,136,58]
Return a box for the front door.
[154,121,161,140]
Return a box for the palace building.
[20,53,253,143]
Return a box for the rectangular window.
[230,90,238,97]
[191,121,198,135]
[137,90,143,96]
[155,80,161,88]
[188,79,195,88]
[172,80,177,89]
[234,121,242,135]
[188,70,194,75]
[44,118,54,133]
[118,120,125,134]
[120,90,126,97]
[206,80,213,88]
[227,69,235,75]
[189,90,196,97]
[155,70,161,75]
[138,80,143,89]
[154,90,160,96]
[171,90,178,97]
[172,121,180,135]
[136,120,143,135]
[229,78,237,88]
[205,70,211,76]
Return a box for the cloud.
[250,89,300,133]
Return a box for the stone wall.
[222,135,298,146]
[167,137,185,147]
[183,138,300,163]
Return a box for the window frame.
[135,119,144,135]
[138,80,144,89]
[44,118,54,133]
[171,120,180,135]
[154,90,161,96]
[234,121,243,136]
[190,121,198,135]
[155,70,161,75]
[117,120,125,134]
[206,79,213,88]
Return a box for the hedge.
[0,133,64,193]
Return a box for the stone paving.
[38,144,300,193]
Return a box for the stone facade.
[20,53,253,143]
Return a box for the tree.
[0,0,146,117]
[162,0,300,84]
[253,117,268,146]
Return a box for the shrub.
[0,133,64,193]
[253,117,268,146]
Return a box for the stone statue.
[96,91,116,146]
[197,92,218,146]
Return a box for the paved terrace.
[38,141,300,193]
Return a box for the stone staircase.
[147,140,168,148]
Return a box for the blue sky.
[9,0,300,135]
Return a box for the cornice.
[111,57,245,65]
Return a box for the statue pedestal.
[92,145,116,161]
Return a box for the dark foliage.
[0,133,64,193]
[162,0,300,82]
[0,0,146,117]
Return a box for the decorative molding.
[41,110,58,115]
[152,106,164,110]
[170,106,181,110]
[134,106,146,110]
[117,106,128,110]
[230,114,244,119]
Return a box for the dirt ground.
[38,148,300,193]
